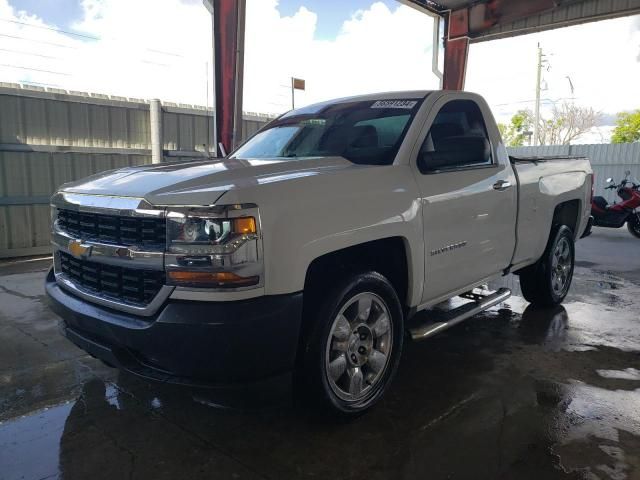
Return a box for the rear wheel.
[298,272,404,416]
[627,213,640,239]
[519,225,575,307]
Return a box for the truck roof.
[294,90,489,114]
[297,90,432,110]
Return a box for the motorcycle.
[591,170,640,239]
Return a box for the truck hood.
[60,156,359,205]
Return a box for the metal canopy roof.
[208,0,640,154]
[408,0,640,42]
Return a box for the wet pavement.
[1,227,639,480]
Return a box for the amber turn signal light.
[167,270,259,288]
[233,217,256,234]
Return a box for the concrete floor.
[1,227,639,480]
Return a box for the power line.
[0,18,99,40]
[0,63,70,76]
[0,47,57,59]
[146,48,185,58]
[0,32,75,49]
[0,18,189,58]
[493,96,582,107]
[0,32,207,67]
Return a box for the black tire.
[627,213,640,239]
[519,225,575,307]
[297,271,404,416]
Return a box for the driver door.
[412,96,517,304]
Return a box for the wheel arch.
[551,199,581,237]
[302,237,412,311]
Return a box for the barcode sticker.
[371,100,418,109]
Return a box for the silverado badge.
[430,241,467,256]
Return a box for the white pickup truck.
[46,91,593,415]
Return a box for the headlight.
[165,206,262,289]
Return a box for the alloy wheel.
[551,237,572,295]
[324,292,393,402]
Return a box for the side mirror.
[606,177,613,183]
[418,136,490,173]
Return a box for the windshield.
[231,98,425,166]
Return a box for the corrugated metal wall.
[0,85,271,258]
[472,0,640,42]
[508,143,640,202]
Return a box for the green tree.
[611,110,640,144]
[498,110,534,147]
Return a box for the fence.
[0,84,271,258]
[508,143,640,202]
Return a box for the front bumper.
[45,268,303,387]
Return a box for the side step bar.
[409,288,512,341]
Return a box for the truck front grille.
[57,209,166,247]
[59,251,165,306]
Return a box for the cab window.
[417,100,493,173]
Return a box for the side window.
[417,100,492,173]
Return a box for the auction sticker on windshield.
[371,100,418,109]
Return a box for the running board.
[409,288,512,341]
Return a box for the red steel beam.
[442,0,557,90]
[442,10,469,90]
[451,0,557,39]
[442,36,469,90]
[212,0,245,156]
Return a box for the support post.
[442,11,469,91]
[442,37,469,90]
[291,77,295,110]
[431,16,443,88]
[205,0,246,157]
[149,99,163,164]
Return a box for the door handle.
[493,180,512,191]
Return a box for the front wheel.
[627,213,640,239]
[298,272,404,416]
[519,225,575,307]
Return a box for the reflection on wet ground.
[1,228,639,480]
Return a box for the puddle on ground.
[597,369,640,381]
[552,381,640,479]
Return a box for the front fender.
[219,165,425,307]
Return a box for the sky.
[1,0,640,142]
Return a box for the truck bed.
[510,156,592,269]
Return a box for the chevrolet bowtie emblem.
[68,240,91,259]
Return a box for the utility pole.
[533,44,542,146]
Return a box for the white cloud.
[0,0,438,113]
[0,0,212,104]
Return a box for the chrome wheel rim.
[551,237,572,295]
[325,292,393,402]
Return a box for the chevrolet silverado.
[46,91,593,415]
